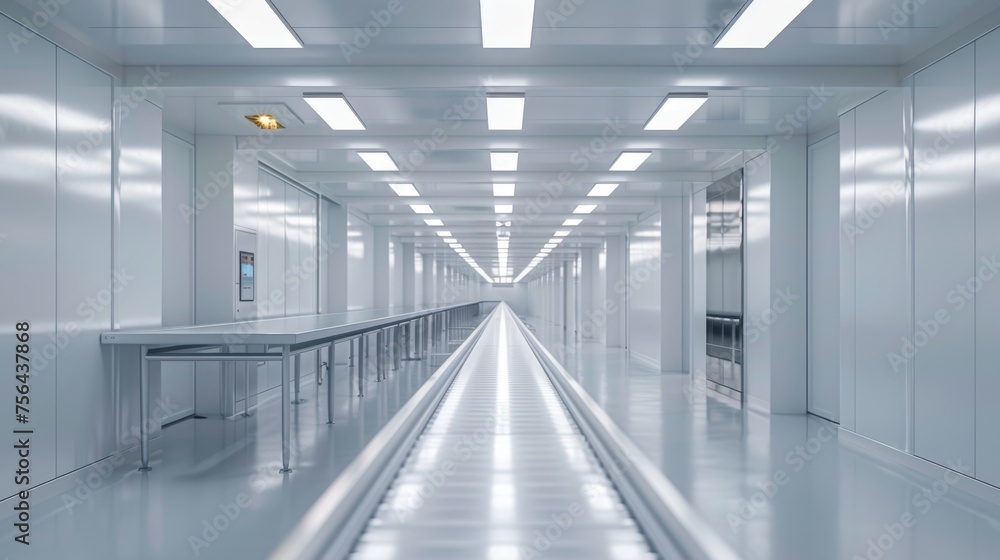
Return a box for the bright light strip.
[541,247,552,253]
[424,219,444,227]
[490,152,519,171]
[715,0,813,49]
[475,268,495,283]
[450,244,463,249]
[544,243,557,249]
[554,230,571,237]
[495,204,514,214]
[444,238,458,244]
[549,238,564,244]
[436,231,452,237]
[205,0,301,48]
[480,0,535,48]
[486,95,526,130]
[573,204,597,214]
[389,183,419,197]
[610,151,652,171]
[358,151,398,171]
[303,94,365,130]
[588,183,619,197]
[493,183,516,197]
[645,94,708,131]
[410,204,434,214]
[563,218,582,226]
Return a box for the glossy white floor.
[528,318,1000,560]
[0,344,451,559]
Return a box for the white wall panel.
[54,50,115,472]
[661,198,685,371]
[840,112,857,431]
[117,98,163,448]
[0,21,58,497]
[976,27,1000,488]
[628,212,662,366]
[348,214,375,310]
[913,45,977,474]
[160,134,196,423]
[744,153,771,412]
[690,190,708,386]
[808,135,841,422]
[853,90,909,451]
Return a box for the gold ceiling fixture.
[245,114,284,130]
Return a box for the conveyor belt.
[349,306,655,559]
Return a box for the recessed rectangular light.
[444,239,458,245]
[206,0,302,48]
[645,94,708,131]
[303,94,365,130]
[563,218,582,226]
[554,230,571,237]
[588,183,620,197]
[541,247,553,253]
[573,204,597,214]
[490,152,519,171]
[389,183,420,197]
[549,238,564,244]
[610,152,652,172]
[358,151,398,171]
[450,244,463,249]
[424,219,444,227]
[495,204,513,214]
[487,95,525,130]
[493,183,516,197]
[436,231,452,237]
[480,0,535,48]
[410,204,434,214]
[715,0,813,49]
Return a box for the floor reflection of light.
[490,474,517,522]
[488,544,520,560]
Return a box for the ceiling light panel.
[487,95,526,130]
[493,184,516,197]
[390,183,420,197]
[436,231,452,237]
[358,151,398,171]
[573,204,597,214]
[480,0,535,48]
[410,205,434,214]
[563,219,582,226]
[588,184,619,197]
[303,94,365,130]
[206,0,301,48]
[554,231,571,237]
[424,219,444,227]
[610,152,652,171]
[490,152,519,171]
[645,94,709,131]
[715,0,813,49]
[495,204,514,214]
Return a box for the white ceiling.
[7,0,998,280]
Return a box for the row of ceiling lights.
[207,0,812,50]
[206,0,809,284]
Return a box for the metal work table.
[101,302,489,474]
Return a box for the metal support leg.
[280,346,292,473]
[423,316,434,358]
[326,343,335,425]
[393,327,402,370]
[139,345,151,472]
[242,362,250,418]
[376,330,384,382]
[349,337,355,367]
[293,354,304,404]
[358,334,366,397]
